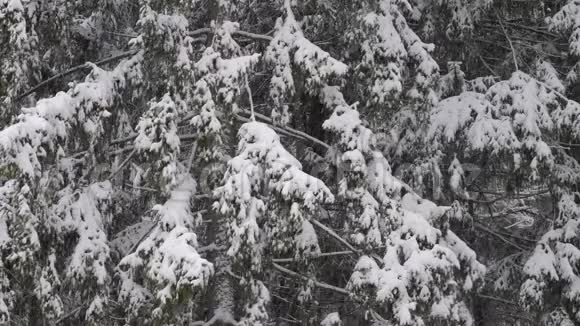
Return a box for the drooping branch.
[15,27,272,103]
[16,50,140,101]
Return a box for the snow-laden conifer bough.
[1,0,580,325]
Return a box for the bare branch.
[188,27,272,42]
[236,110,330,150]
[272,263,351,296]
[233,30,273,42]
[495,10,518,71]
[309,218,360,255]
[474,222,531,251]
[273,250,356,263]
[109,149,136,179]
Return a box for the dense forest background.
[1,0,580,325]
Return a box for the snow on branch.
[51,181,113,320]
[215,121,334,322]
[265,0,347,113]
[119,175,213,323]
[321,85,485,326]
[0,52,143,177]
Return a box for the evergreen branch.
[109,113,198,147]
[108,133,198,157]
[16,50,140,101]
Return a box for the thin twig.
[245,74,255,121]
[104,31,137,38]
[108,149,136,179]
[478,55,499,76]
[273,250,356,263]
[478,294,518,306]
[495,10,518,71]
[474,222,530,251]
[233,30,273,42]
[55,305,85,324]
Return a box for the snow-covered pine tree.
[428,70,580,321]
[214,121,334,325]
[129,0,196,113]
[321,85,486,326]
[118,174,213,324]
[264,0,347,124]
[548,0,580,85]
[0,0,40,120]
[189,34,261,326]
[410,0,492,42]
[0,51,141,324]
[4,0,577,325]
[134,94,181,196]
[343,0,439,118]
[340,0,442,202]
